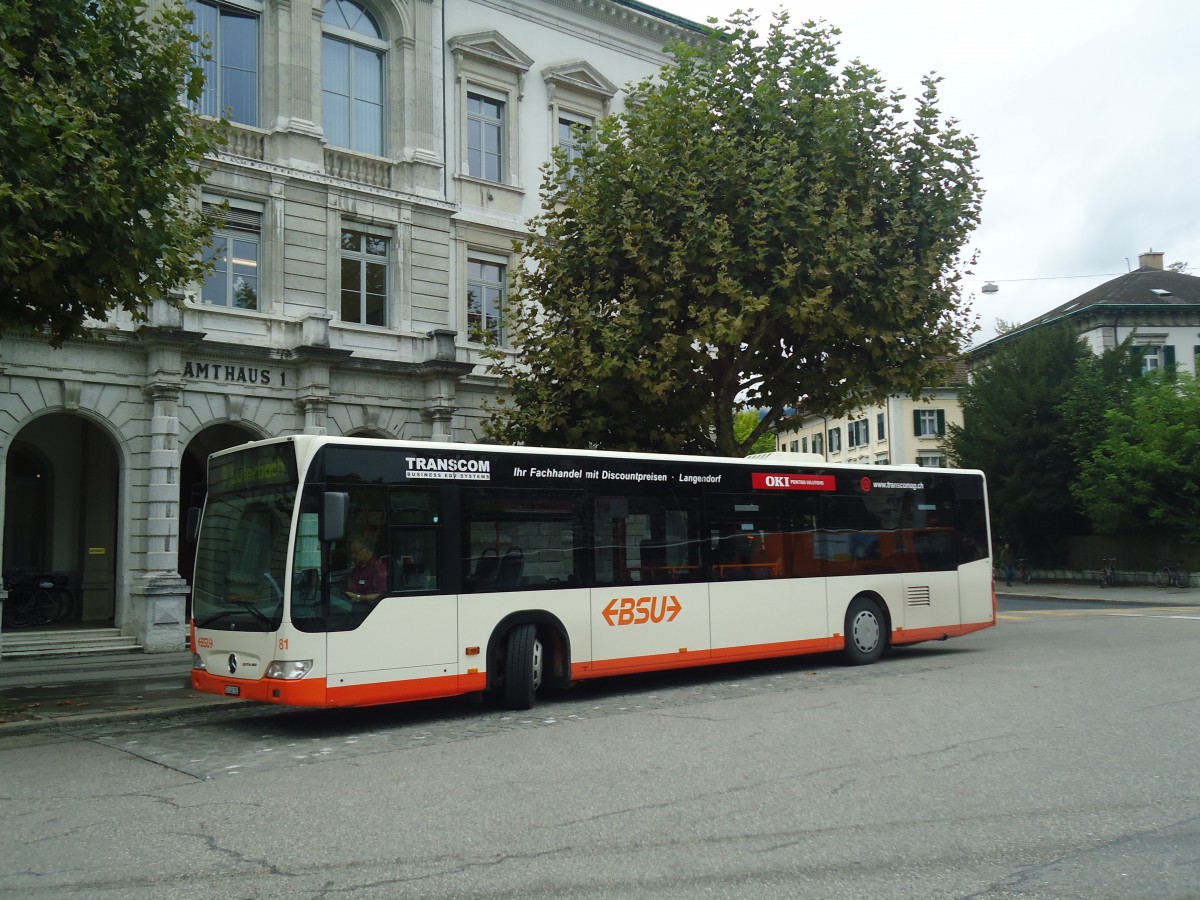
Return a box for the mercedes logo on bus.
[228,653,238,675]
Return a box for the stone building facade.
[0,0,701,653]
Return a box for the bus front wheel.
[503,624,543,710]
[843,597,886,665]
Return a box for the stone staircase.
[1,627,142,659]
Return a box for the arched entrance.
[3,413,120,626]
[178,424,260,614]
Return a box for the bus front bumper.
[191,668,327,706]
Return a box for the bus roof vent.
[747,451,827,465]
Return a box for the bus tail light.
[265,659,314,680]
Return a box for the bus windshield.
[192,443,297,632]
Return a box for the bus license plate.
[224,685,240,696]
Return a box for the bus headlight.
[192,653,206,671]
[265,660,313,680]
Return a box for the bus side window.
[705,494,783,581]
[389,488,440,592]
[592,493,703,587]
[786,497,823,578]
[462,490,579,592]
[329,488,388,597]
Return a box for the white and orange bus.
[190,436,994,710]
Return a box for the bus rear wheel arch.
[843,594,888,665]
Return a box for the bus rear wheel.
[843,596,886,665]
[503,624,543,710]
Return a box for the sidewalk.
[2,581,1197,735]
[0,650,242,735]
[996,578,1200,606]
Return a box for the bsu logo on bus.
[602,595,681,627]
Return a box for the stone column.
[420,330,473,442]
[298,395,330,435]
[270,0,325,172]
[134,379,190,651]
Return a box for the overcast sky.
[648,0,1199,345]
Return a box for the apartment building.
[970,250,1200,374]
[774,250,1200,471]
[774,377,966,470]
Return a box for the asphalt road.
[1,597,1198,898]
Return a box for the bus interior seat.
[640,540,665,571]
[498,547,524,587]
[471,548,500,589]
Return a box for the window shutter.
[936,410,946,436]
[913,410,921,436]
[1164,345,1176,367]
[203,202,261,233]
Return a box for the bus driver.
[347,537,388,603]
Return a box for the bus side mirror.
[322,492,349,542]
[187,507,202,543]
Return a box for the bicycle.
[1098,557,1117,588]
[1016,557,1032,584]
[1154,559,1190,589]
[1,571,74,629]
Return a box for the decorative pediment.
[541,61,618,100]
[448,31,533,74]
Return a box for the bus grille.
[906,586,932,607]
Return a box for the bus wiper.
[196,610,238,628]
[196,600,274,629]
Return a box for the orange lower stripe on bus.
[193,670,487,708]
[891,620,996,646]
[574,636,845,680]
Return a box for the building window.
[917,452,946,468]
[467,92,504,181]
[875,452,890,465]
[322,0,384,156]
[1139,345,1175,374]
[811,433,823,456]
[828,427,842,454]
[914,409,946,437]
[848,418,869,448]
[801,437,808,454]
[557,114,592,170]
[340,228,388,326]
[188,0,259,125]
[467,257,506,342]
[788,440,799,452]
[201,205,260,309]
[876,412,886,442]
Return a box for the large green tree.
[1073,372,1200,541]
[1056,335,1142,469]
[0,0,221,347]
[944,323,1089,561]
[486,11,982,456]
